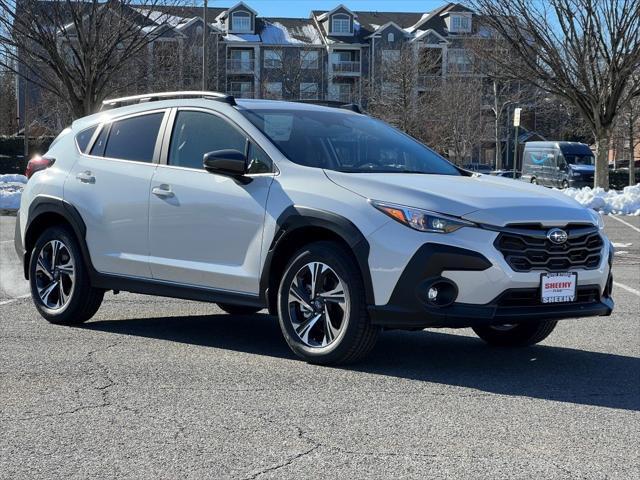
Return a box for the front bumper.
[366,223,613,329]
[568,177,594,188]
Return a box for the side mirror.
[203,149,247,177]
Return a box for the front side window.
[104,112,164,162]
[241,108,460,175]
[168,111,247,170]
[247,142,273,174]
[232,11,251,32]
[564,153,595,166]
[331,14,351,34]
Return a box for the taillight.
[25,155,56,180]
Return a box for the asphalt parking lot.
[1,214,638,479]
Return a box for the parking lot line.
[0,294,30,306]
[609,215,640,233]
[613,281,640,297]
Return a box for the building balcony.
[328,92,355,104]
[332,61,361,75]
[226,59,255,74]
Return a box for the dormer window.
[331,14,351,34]
[232,11,252,32]
[450,14,471,33]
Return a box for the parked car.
[15,92,614,364]
[491,170,521,179]
[520,141,594,188]
[462,163,493,174]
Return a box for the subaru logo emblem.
[547,228,568,244]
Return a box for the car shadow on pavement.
[84,313,640,412]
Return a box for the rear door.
[64,110,168,277]
[148,108,274,294]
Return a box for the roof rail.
[294,99,363,114]
[100,91,237,110]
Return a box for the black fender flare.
[259,206,375,310]
[23,196,93,279]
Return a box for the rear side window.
[75,125,97,153]
[168,111,247,170]
[104,112,164,162]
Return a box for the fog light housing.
[423,279,458,307]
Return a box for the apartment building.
[16,1,488,122]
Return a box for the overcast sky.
[207,1,447,17]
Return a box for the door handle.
[152,184,174,198]
[76,171,95,184]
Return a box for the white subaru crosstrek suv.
[15,92,614,364]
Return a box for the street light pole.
[202,0,208,91]
[513,107,522,179]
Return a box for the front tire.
[29,226,104,325]
[277,241,379,365]
[472,321,557,347]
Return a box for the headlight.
[371,200,476,233]
[571,171,582,177]
[588,209,605,229]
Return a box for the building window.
[387,32,395,42]
[331,14,351,34]
[448,48,473,73]
[300,82,318,100]
[382,82,400,95]
[330,83,352,103]
[232,11,252,32]
[264,50,282,69]
[229,81,253,98]
[265,82,282,99]
[301,50,319,69]
[381,49,400,64]
[450,15,471,33]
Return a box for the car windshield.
[564,154,595,166]
[240,108,460,175]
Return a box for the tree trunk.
[594,131,610,190]
[629,106,636,187]
[493,81,501,170]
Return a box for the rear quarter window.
[75,125,97,153]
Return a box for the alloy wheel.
[287,262,349,347]
[35,240,75,310]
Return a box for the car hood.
[324,171,595,227]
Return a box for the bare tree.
[0,65,17,134]
[365,44,442,140]
[426,75,488,165]
[0,0,185,119]
[467,0,640,188]
[261,48,324,101]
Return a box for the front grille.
[495,224,603,272]
[497,286,600,307]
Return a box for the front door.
[148,109,274,294]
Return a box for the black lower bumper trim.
[369,295,614,329]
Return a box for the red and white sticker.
[541,272,577,304]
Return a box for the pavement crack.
[241,444,320,479]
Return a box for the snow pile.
[0,174,27,212]
[261,21,305,45]
[561,184,640,215]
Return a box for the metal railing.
[332,60,360,74]
[226,59,255,73]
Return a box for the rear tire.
[561,180,569,189]
[277,241,379,365]
[531,177,538,185]
[217,303,262,315]
[472,321,557,347]
[29,226,104,325]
